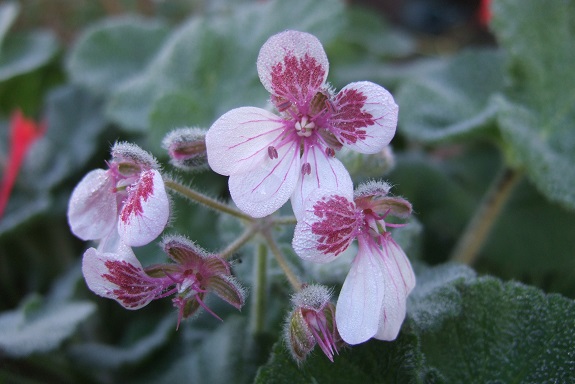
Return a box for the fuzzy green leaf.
[66,16,170,96]
[397,48,504,143]
[254,328,426,384]
[0,30,59,81]
[420,276,575,383]
[0,1,18,49]
[491,0,575,210]
[107,0,345,132]
[0,295,95,357]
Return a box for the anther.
[325,147,336,157]
[325,99,337,114]
[268,146,279,159]
[301,162,312,175]
[277,100,292,112]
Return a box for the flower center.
[294,115,315,137]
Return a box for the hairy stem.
[164,179,254,221]
[271,215,297,225]
[219,226,258,259]
[450,166,523,265]
[262,230,302,291]
[250,243,268,334]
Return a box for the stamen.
[325,99,337,114]
[277,100,292,112]
[268,146,278,159]
[325,147,335,157]
[301,162,312,175]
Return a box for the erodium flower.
[67,142,169,248]
[82,235,245,328]
[206,30,398,219]
[293,181,415,345]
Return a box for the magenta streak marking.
[250,141,298,195]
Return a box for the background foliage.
[1,0,574,382]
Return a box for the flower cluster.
[68,143,244,325]
[293,181,415,344]
[206,30,397,219]
[68,29,415,364]
[206,29,415,358]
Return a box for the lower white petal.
[228,140,300,218]
[335,239,386,345]
[373,238,415,341]
[290,147,353,221]
[67,169,117,241]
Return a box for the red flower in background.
[0,110,46,218]
[478,0,491,26]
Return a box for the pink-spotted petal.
[82,243,164,310]
[374,237,415,341]
[206,107,285,176]
[228,139,300,218]
[67,169,117,241]
[290,147,353,221]
[118,169,169,247]
[335,238,386,345]
[293,189,359,263]
[257,30,328,104]
[331,81,398,154]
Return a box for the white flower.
[293,182,415,344]
[67,142,169,247]
[206,30,398,219]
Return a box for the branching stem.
[262,230,302,291]
[219,226,258,259]
[164,179,254,221]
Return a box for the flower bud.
[162,127,208,171]
[284,285,342,363]
[338,145,395,179]
[354,180,412,219]
[111,141,159,177]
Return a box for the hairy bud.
[162,127,208,171]
[284,285,343,363]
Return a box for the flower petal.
[228,139,300,218]
[257,30,328,104]
[67,169,117,241]
[335,238,386,345]
[374,235,415,341]
[118,169,169,247]
[293,189,359,263]
[82,243,165,309]
[206,107,285,176]
[331,81,398,154]
[290,147,353,220]
[373,237,415,341]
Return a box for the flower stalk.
[250,243,268,334]
[164,179,254,221]
[262,230,302,292]
[450,166,523,265]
